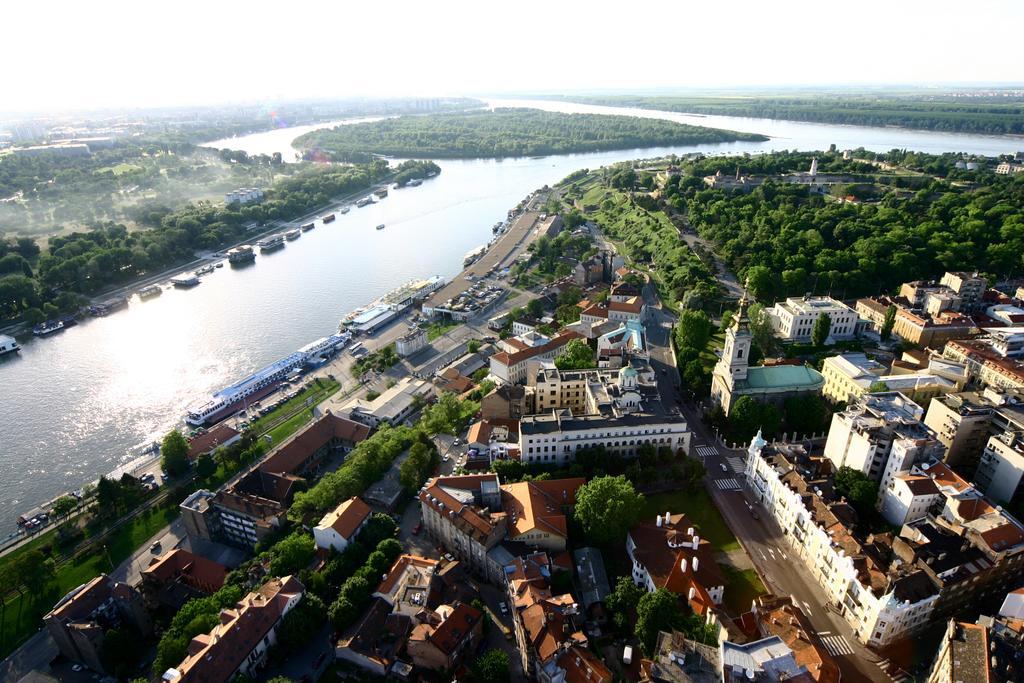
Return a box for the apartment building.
[489,330,584,384]
[163,576,304,683]
[821,353,964,405]
[855,295,975,347]
[767,295,861,342]
[823,392,945,485]
[627,512,726,615]
[923,389,1018,471]
[940,271,986,311]
[945,331,1024,391]
[976,431,1024,504]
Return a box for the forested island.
[555,94,1024,135]
[294,108,768,161]
[0,160,444,322]
[560,149,1024,308]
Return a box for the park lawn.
[247,378,340,435]
[267,408,317,445]
[0,505,178,658]
[426,320,459,341]
[639,488,740,553]
[721,565,767,616]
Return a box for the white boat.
[339,206,351,214]
[171,273,200,288]
[258,234,285,251]
[376,224,385,230]
[285,228,301,240]
[0,334,19,356]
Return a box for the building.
[580,296,646,326]
[44,575,152,674]
[923,389,1018,471]
[162,576,304,683]
[342,376,434,427]
[925,620,989,683]
[856,295,976,347]
[489,330,584,385]
[573,547,611,620]
[746,595,840,683]
[418,474,584,584]
[940,271,986,311]
[596,320,647,366]
[823,392,944,484]
[945,331,1024,391]
[640,630,722,682]
[396,327,428,357]
[480,383,529,420]
[711,291,824,414]
[224,187,264,205]
[767,295,861,342]
[627,512,725,615]
[260,411,370,476]
[466,417,520,460]
[374,554,441,616]
[821,353,965,405]
[140,549,228,610]
[878,471,941,526]
[406,602,483,672]
[976,431,1024,505]
[313,496,372,553]
[186,424,241,462]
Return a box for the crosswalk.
[714,478,741,490]
[694,445,718,458]
[874,658,911,682]
[724,455,746,473]
[820,634,853,656]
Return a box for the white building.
[489,331,583,385]
[975,431,1024,505]
[767,295,861,342]
[878,472,942,526]
[823,392,945,485]
[821,353,965,405]
[746,435,940,647]
[341,377,434,427]
[313,496,372,553]
[225,187,264,205]
[395,327,428,357]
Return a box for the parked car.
[720,463,728,473]
[150,541,162,553]
[452,438,461,446]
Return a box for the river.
[0,100,1020,534]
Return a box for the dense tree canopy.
[295,108,766,160]
[574,475,643,546]
[554,338,596,371]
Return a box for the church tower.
[711,282,753,410]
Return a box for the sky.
[3,0,1023,113]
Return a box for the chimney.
[692,535,700,550]
[688,586,695,601]
[687,527,694,536]
[665,511,671,523]
[680,558,688,573]
[693,557,699,572]
[656,515,663,527]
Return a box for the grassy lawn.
[0,504,178,657]
[266,408,317,445]
[426,320,459,341]
[639,488,739,553]
[247,378,341,436]
[721,565,767,616]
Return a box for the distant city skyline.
[3,0,1023,114]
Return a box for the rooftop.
[315,496,372,541]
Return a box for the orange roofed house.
[162,576,304,683]
[140,548,229,610]
[313,495,372,553]
[419,474,584,583]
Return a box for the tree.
[269,531,315,577]
[834,466,880,519]
[470,649,510,683]
[744,265,775,302]
[161,430,190,477]
[636,588,687,652]
[747,303,777,356]
[399,441,436,492]
[728,396,781,443]
[525,297,545,319]
[329,596,358,630]
[783,395,832,437]
[604,576,644,632]
[51,495,78,519]
[868,381,890,393]
[880,305,896,341]
[467,339,481,354]
[554,338,595,371]
[812,312,832,347]
[675,310,712,351]
[574,475,643,546]
[195,453,216,481]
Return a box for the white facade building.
[767,296,860,342]
[313,496,371,553]
[395,327,428,357]
[975,431,1024,505]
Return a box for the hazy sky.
[4,0,1022,113]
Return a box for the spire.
[733,277,752,333]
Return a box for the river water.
[0,100,1020,533]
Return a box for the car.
[498,601,509,615]
[452,438,461,446]
[444,553,455,562]
[150,541,162,553]
[71,664,84,672]
[442,454,450,462]
[720,463,728,473]
[412,523,422,535]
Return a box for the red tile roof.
[143,549,228,594]
[260,411,369,476]
[491,331,584,368]
[428,603,481,655]
[318,496,372,540]
[187,424,240,462]
[501,478,585,541]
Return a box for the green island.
[555,93,1024,135]
[293,108,767,161]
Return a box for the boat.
[355,197,373,208]
[32,320,65,336]
[88,297,129,316]
[407,178,423,187]
[171,273,200,288]
[374,188,388,199]
[186,333,350,426]
[227,245,255,265]
[0,334,19,356]
[339,276,446,334]
[257,234,285,251]
[323,213,336,223]
[464,244,487,267]
[339,206,350,214]
[138,284,162,299]
[376,224,385,230]
[215,261,224,268]
[285,228,301,241]
[58,314,78,327]
[196,264,215,276]
[301,223,315,232]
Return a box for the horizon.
[3,0,1023,115]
